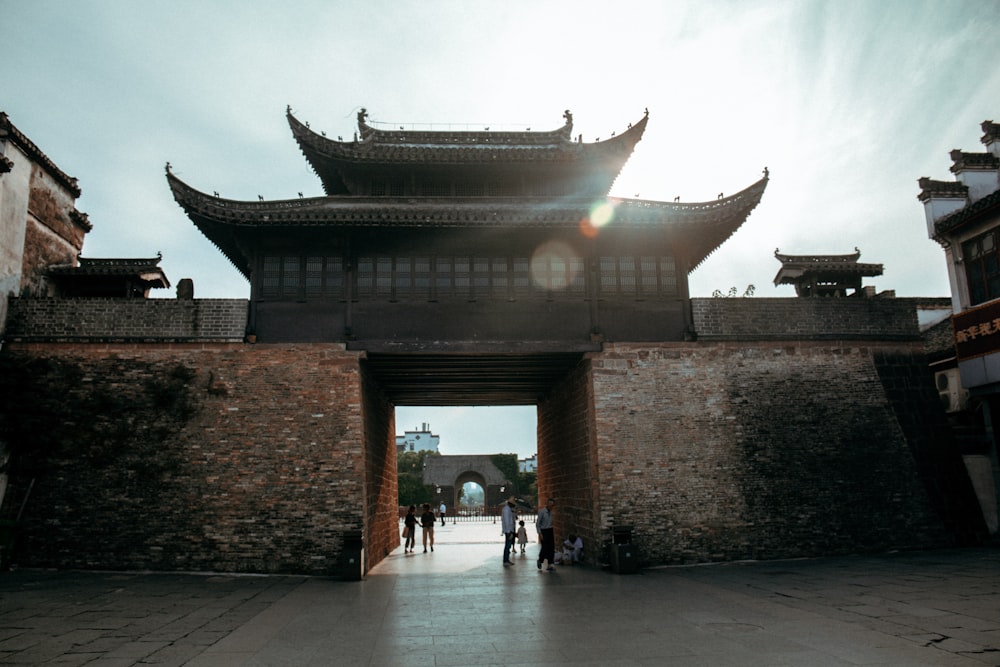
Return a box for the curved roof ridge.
[356,107,575,144]
[774,248,862,263]
[0,111,81,197]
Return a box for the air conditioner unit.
[935,369,969,413]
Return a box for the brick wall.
[1,295,982,574]
[537,358,598,556]
[4,297,248,341]
[691,297,925,340]
[1,343,369,575]
[588,340,963,565]
[361,363,397,570]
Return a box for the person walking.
[420,503,436,552]
[439,501,447,527]
[403,505,417,553]
[501,496,518,566]
[536,497,556,571]
[517,520,528,554]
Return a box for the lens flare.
[530,241,582,292]
[590,200,616,227]
[579,200,616,239]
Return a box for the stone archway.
[421,455,512,513]
[454,470,488,512]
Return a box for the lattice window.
[281,257,301,296]
[512,257,531,293]
[639,256,658,295]
[414,257,431,292]
[305,256,324,296]
[597,255,678,296]
[492,258,509,296]
[422,182,451,197]
[376,257,393,296]
[357,257,374,296]
[454,257,470,291]
[599,256,617,295]
[261,256,281,298]
[964,231,1000,305]
[395,257,412,298]
[659,256,677,296]
[618,256,636,294]
[454,181,481,196]
[531,255,551,292]
[473,257,490,293]
[324,257,344,295]
[435,257,453,294]
[568,257,586,294]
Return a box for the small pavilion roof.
[49,256,170,285]
[773,249,883,287]
[287,107,649,195]
[167,166,768,280]
[48,255,170,297]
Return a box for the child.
[516,520,528,554]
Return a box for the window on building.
[964,231,1000,305]
[260,252,677,300]
[599,255,678,298]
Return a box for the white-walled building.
[396,422,440,453]
[918,119,1000,536]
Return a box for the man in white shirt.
[501,496,517,566]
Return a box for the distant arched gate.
[421,454,514,513]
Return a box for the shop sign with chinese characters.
[953,299,1000,360]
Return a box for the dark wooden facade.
[168,108,767,349]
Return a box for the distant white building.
[519,455,537,473]
[396,423,440,453]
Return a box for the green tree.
[517,470,538,508]
[397,449,436,507]
[490,454,519,495]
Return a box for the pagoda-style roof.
[287,107,649,196]
[773,249,883,297]
[167,165,768,280]
[48,255,170,298]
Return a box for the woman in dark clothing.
[403,505,417,553]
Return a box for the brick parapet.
[691,297,930,340]
[3,297,249,342]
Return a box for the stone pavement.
[0,520,997,666]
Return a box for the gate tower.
[168,108,767,405]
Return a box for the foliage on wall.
[0,353,200,516]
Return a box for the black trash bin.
[610,525,639,574]
[339,530,365,581]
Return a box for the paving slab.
[0,521,997,665]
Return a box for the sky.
[3,1,999,458]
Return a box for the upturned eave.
[167,165,767,278]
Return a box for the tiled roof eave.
[170,190,767,229]
[289,109,648,169]
[167,166,767,272]
[0,112,81,197]
[934,189,1000,236]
